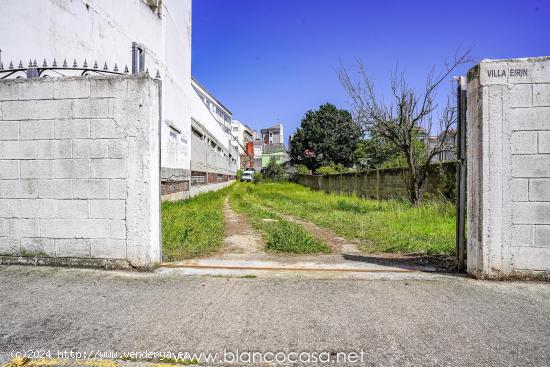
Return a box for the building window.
[169,126,179,139]
[192,128,203,139]
[191,171,207,185]
[131,42,146,73]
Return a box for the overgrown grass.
[162,181,454,260]
[230,184,330,254]
[162,186,231,260]
[235,182,455,255]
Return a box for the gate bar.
[455,77,467,272]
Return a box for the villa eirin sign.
[486,68,528,77]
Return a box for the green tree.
[353,134,400,170]
[264,156,285,181]
[290,103,362,170]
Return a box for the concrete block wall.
[295,162,456,200]
[467,57,550,277]
[0,75,161,269]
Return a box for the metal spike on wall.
[155,70,161,79]
[63,59,68,67]
[18,60,23,68]
[93,60,98,69]
[73,59,78,68]
[0,62,3,71]
[33,59,38,67]
[103,62,108,71]
[145,68,149,75]
[113,63,119,72]
[52,59,57,67]
[28,59,33,67]
[42,59,48,67]
[9,61,14,69]
[83,59,88,68]
[124,65,129,74]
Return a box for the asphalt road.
[1,265,550,366]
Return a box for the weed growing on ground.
[230,184,330,254]
[235,182,455,255]
[162,186,232,260]
[162,181,454,260]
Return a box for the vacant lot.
[236,182,455,254]
[161,181,455,260]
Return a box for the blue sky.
[192,0,550,142]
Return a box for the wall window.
[169,126,179,139]
[192,128,203,139]
[131,42,145,73]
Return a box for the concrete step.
[158,255,452,280]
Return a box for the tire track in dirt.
[260,208,456,271]
[252,201,362,254]
[279,213,363,254]
[217,197,265,255]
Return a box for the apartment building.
[191,78,232,136]
[259,123,287,167]
[231,120,255,151]
[190,79,239,194]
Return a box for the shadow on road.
[342,253,460,274]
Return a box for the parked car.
[241,169,254,182]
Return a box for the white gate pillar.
[467,57,550,278]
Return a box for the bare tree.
[338,50,472,205]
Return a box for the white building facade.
[231,120,255,152]
[189,79,239,193]
[0,0,237,201]
[0,0,192,174]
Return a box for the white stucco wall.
[0,0,192,174]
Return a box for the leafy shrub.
[253,172,263,184]
[236,169,243,181]
[295,164,311,175]
[315,163,349,175]
[264,156,287,181]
